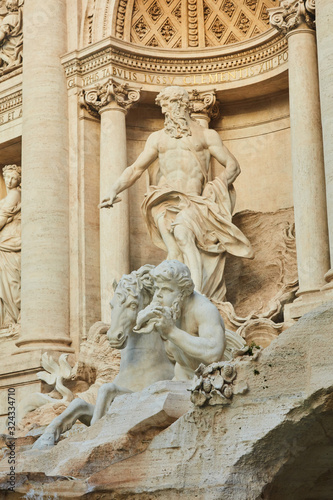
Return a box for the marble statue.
[135,260,226,381]
[0,164,21,327]
[0,0,23,71]
[100,85,253,301]
[33,265,175,450]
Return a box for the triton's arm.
[146,296,226,367]
[205,128,240,185]
[99,131,159,208]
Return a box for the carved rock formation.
[1,304,333,499]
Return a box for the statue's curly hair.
[155,86,190,107]
[151,260,194,298]
[3,164,21,184]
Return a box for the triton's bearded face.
[162,98,191,139]
[156,87,192,139]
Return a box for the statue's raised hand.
[98,190,122,209]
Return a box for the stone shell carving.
[17,353,74,422]
[190,361,248,406]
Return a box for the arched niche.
[81,0,280,49]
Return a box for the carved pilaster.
[188,89,220,125]
[269,0,315,34]
[80,78,141,118]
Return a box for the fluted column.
[316,0,333,289]
[81,80,140,322]
[270,0,331,319]
[17,0,72,352]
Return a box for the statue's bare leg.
[90,382,132,426]
[32,398,94,450]
[173,223,202,291]
[156,214,183,261]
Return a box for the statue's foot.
[32,431,56,450]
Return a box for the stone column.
[316,0,333,289]
[81,80,140,322]
[188,89,219,129]
[17,0,72,352]
[270,0,331,320]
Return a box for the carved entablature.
[80,78,141,118]
[0,0,24,78]
[189,89,220,121]
[62,32,288,95]
[269,0,315,34]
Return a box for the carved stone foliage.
[80,78,140,118]
[269,0,315,33]
[0,0,24,74]
[190,361,249,407]
[114,0,279,48]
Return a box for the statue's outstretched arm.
[205,129,241,185]
[100,132,159,208]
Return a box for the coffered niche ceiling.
[83,0,279,49]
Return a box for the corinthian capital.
[269,0,315,34]
[188,89,220,121]
[80,78,141,118]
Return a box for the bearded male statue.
[100,86,253,301]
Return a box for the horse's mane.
[116,264,155,305]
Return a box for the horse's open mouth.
[108,335,128,349]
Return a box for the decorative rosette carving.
[268,0,315,34]
[80,78,141,118]
[189,89,220,121]
[190,361,248,407]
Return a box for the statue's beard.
[164,107,191,139]
[170,295,183,321]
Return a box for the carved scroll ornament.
[269,0,315,33]
[188,89,220,121]
[80,78,141,118]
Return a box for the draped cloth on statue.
[141,174,253,301]
[0,205,21,325]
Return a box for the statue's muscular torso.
[156,124,211,196]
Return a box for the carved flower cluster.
[190,361,237,407]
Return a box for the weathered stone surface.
[2,304,332,499]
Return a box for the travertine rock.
[3,303,332,499]
[219,208,298,346]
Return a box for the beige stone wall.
[127,93,292,271]
[216,91,292,213]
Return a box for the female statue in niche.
[0,164,21,327]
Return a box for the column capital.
[80,79,141,119]
[269,0,315,34]
[188,89,220,123]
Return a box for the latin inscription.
[68,50,288,90]
[0,107,22,126]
